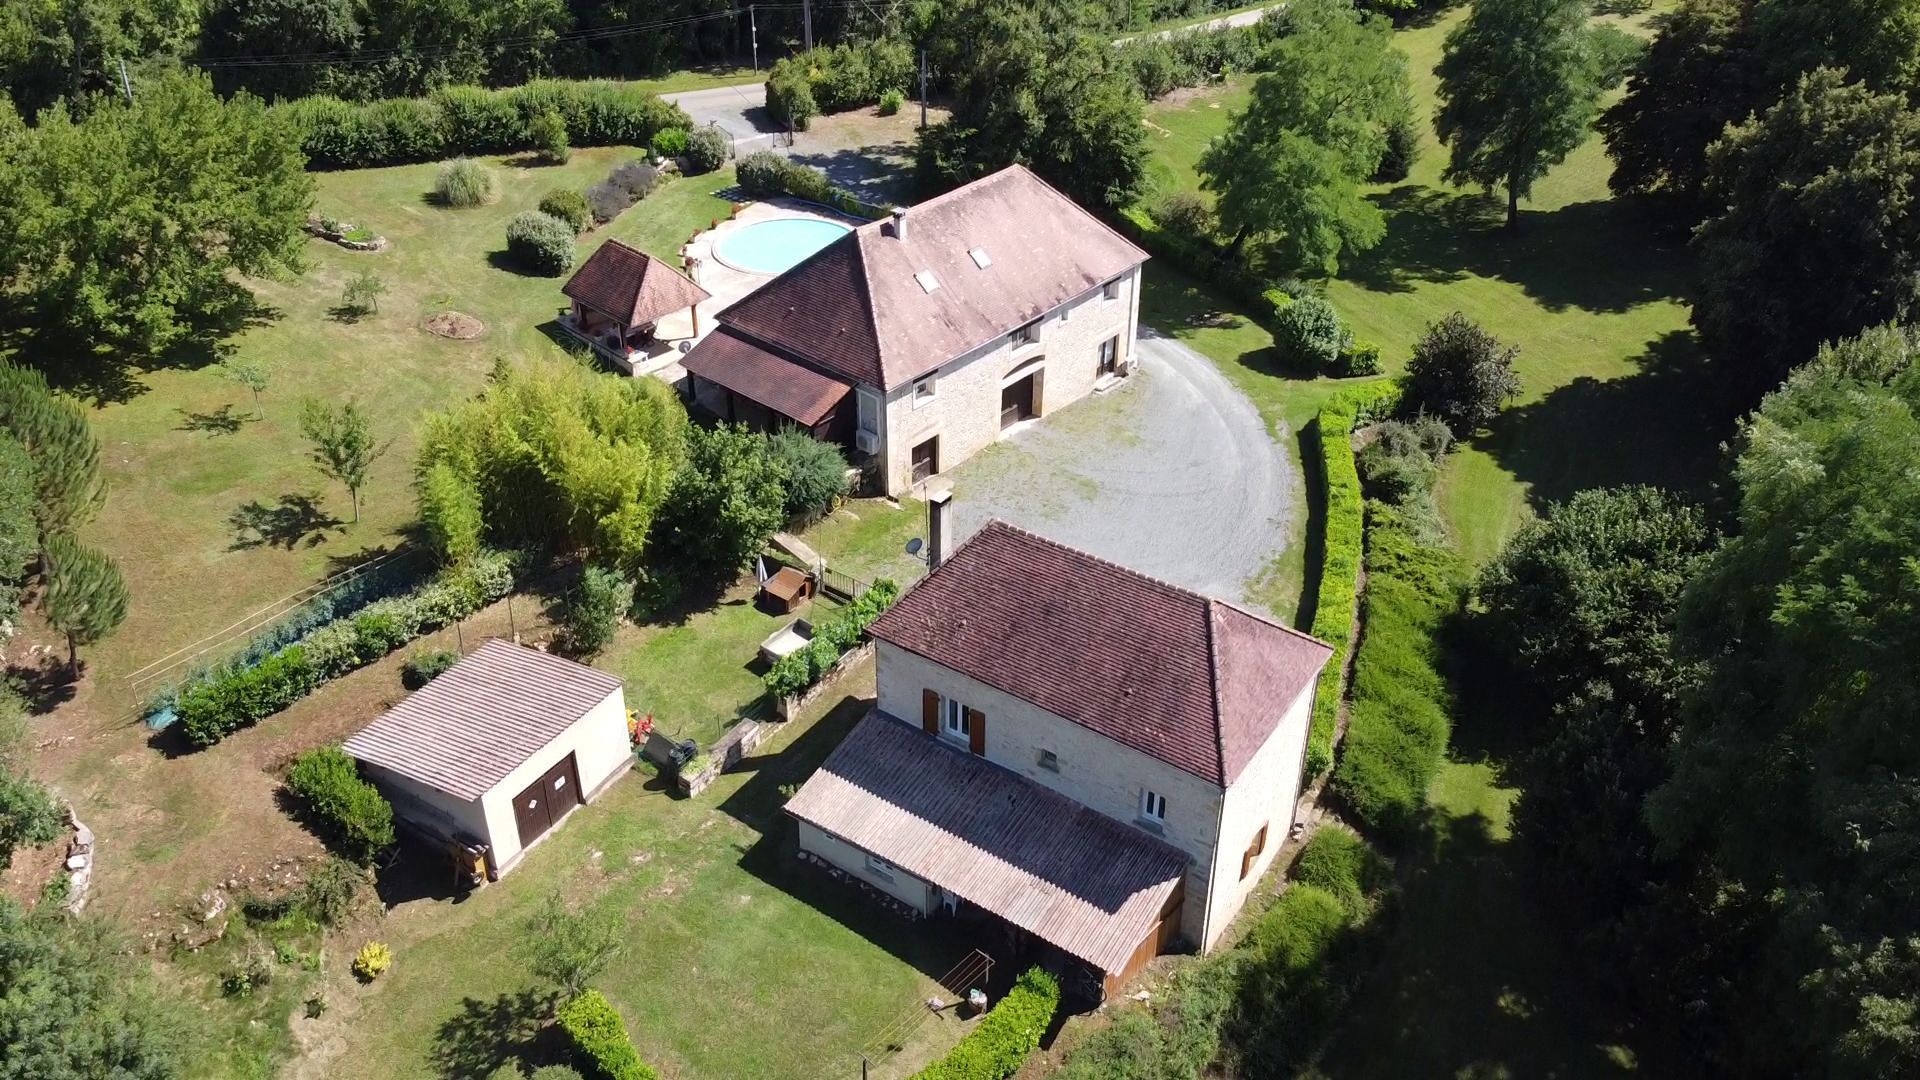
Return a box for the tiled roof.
[563,239,710,327]
[680,326,852,425]
[867,521,1333,787]
[343,640,623,801]
[717,166,1147,390]
[785,711,1188,974]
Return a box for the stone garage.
[343,639,632,879]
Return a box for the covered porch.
[559,239,712,375]
[785,711,1190,1002]
[681,326,854,443]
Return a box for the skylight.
[915,269,941,294]
[969,247,992,269]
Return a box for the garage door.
[512,752,584,849]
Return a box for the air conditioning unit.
[854,429,880,455]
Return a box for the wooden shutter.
[966,708,986,755]
[923,689,940,734]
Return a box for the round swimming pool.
[713,217,852,275]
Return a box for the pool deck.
[642,198,865,384]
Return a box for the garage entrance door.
[512,752,583,849]
[1001,372,1037,430]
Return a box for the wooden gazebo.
[560,239,711,367]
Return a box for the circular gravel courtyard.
[948,331,1295,610]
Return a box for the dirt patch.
[423,311,486,340]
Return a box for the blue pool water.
[715,217,852,275]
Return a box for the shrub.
[1374,101,1422,183]
[766,66,819,131]
[1358,416,1451,505]
[401,648,460,690]
[650,127,688,159]
[298,857,362,926]
[486,1065,527,1080]
[914,967,1059,1080]
[352,611,408,657]
[177,646,319,747]
[531,1068,585,1080]
[878,88,905,116]
[539,188,592,233]
[1273,294,1351,372]
[557,990,657,1080]
[530,109,570,164]
[586,182,628,225]
[736,150,788,197]
[768,428,850,519]
[1403,312,1521,437]
[563,567,632,657]
[1331,502,1463,840]
[286,746,396,864]
[435,158,497,207]
[1292,827,1391,919]
[1151,191,1215,238]
[1335,340,1383,378]
[352,941,392,982]
[1587,23,1647,90]
[1055,1008,1168,1079]
[1303,380,1402,778]
[1122,37,1184,99]
[610,161,658,199]
[507,211,577,276]
[762,579,900,700]
[682,126,730,174]
[1231,883,1355,1071]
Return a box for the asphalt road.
[662,83,777,150]
[948,332,1295,611]
[1113,3,1283,46]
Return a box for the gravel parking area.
[948,332,1295,609]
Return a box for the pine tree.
[0,361,105,556]
[42,532,128,674]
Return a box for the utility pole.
[802,0,814,51]
[118,58,133,104]
[919,48,928,130]
[750,5,760,71]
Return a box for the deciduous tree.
[516,893,622,1003]
[1434,0,1601,226]
[1401,312,1521,436]
[217,357,270,418]
[299,398,386,523]
[650,424,787,590]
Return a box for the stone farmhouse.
[784,511,1334,1000]
[679,164,1147,495]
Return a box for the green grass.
[629,66,763,96]
[800,497,931,588]
[311,681,972,1080]
[49,152,733,727]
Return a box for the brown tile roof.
[867,521,1333,787]
[786,711,1188,974]
[718,166,1147,390]
[343,640,624,801]
[680,326,852,426]
[563,239,711,328]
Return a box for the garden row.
[762,579,902,701]
[274,80,689,170]
[911,967,1061,1080]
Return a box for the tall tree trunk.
[349,488,359,524]
[1506,182,1520,229]
[66,631,78,677]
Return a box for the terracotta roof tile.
[867,522,1332,786]
[785,711,1187,974]
[563,239,711,327]
[718,166,1147,389]
[681,327,852,425]
[342,640,623,801]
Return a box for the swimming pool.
[714,217,852,275]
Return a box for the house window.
[1098,336,1119,376]
[940,697,970,742]
[1139,789,1168,830]
[1011,319,1040,347]
[1103,278,1121,301]
[865,852,896,880]
[1037,749,1060,772]
[1241,824,1269,880]
[913,375,936,407]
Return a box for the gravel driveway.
[948,332,1294,609]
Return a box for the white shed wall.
[797,819,934,914]
[475,686,633,873]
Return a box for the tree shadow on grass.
[486,250,550,277]
[429,987,565,1080]
[6,655,77,714]
[176,403,254,436]
[228,493,345,551]
[1341,187,1693,316]
[2,287,282,405]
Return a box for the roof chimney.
[891,206,909,240]
[927,489,953,570]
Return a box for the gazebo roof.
[563,240,711,328]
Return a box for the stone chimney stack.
[892,205,909,240]
[927,489,953,570]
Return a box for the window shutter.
[923,689,939,734]
[1241,846,1255,880]
[966,708,986,755]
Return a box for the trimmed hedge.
[178,551,515,746]
[276,81,689,170]
[763,579,900,700]
[733,149,891,220]
[286,746,396,864]
[913,967,1060,1080]
[557,990,656,1080]
[766,40,914,130]
[1331,501,1463,840]
[1303,380,1402,778]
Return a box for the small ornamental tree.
[42,531,129,673]
[300,398,387,523]
[530,110,570,164]
[217,357,271,417]
[1402,312,1522,436]
[519,893,623,1001]
[561,566,632,657]
[340,270,386,318]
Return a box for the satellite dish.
[905,537,924,556]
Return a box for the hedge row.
[1115,23,1269,99]
[177,551,515,746]
[763,578,901,700]
[913,967,1061,1080]
[286,746,396,865]
[1113,206,1288,329]
[736,150,892,220]
[557,990,656,1080]
[765,39,914,131]
[1330,501,1464,840]
[1303,380,1403,778]
[274,81,689,170]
